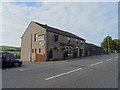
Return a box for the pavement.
[2,54,118,88]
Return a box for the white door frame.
[76,47,79,57]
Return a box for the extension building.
[21,21,86,61]
[85,43,105,56]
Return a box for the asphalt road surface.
[2,54,118,88]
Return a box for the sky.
[0,1,118,47]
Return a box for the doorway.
[36,53,44,61]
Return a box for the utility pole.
[30,34,32,61]
[108,35,110,54]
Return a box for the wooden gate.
[36,54,44,61]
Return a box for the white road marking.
[45,68,82,80]
[19,69,23,71]
[90,61,103,66]
[106,59,112,61]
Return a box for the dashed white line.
[106,59,112,61]
[90,61,103,66]
[19,69,23,71]
[45,68,82,80]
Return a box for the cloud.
[1,2,118,47]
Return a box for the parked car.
[0,54,22,69]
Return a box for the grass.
[0,45,21,54]
[7,51,21,54]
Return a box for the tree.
[110,39,120,53]
[101,36,112,54]
[101,36,120,53]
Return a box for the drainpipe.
[30,34,32,61]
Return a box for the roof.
[33,21,85,41]
[86,43,103,48]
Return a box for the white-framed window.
[68,47,72,54]
[66,47,72,55]
[76,39,78,44]
[34,34,37,41]
[67,37,71,43]
[67,37,71,41]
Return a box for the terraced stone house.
[21,21,86,61]
[85,43,105,56]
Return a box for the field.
[0,45,21,54]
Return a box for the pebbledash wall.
[21,21,104,61]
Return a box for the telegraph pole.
[108,35,110,54]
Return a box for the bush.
[48,49,53,60]
[73,50,78,58]
[63,50,68,59]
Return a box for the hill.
[0,45,21,54]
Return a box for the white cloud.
[1,2,118,47]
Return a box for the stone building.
[85,43,105,56]
[21,21,86,61]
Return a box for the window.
[39,49,41,53]
[37,34,45,41]
[54,35,59,42]
[68,47,72,54]
[67,37,71,41]
[6,56,10,61]
[81,40,85,45]
[56,48,59,52]
[32,49,34,53]
[76,39,78,44]
[66,47,72,54]
[35,49,37,53]
[34,34,37,41]
[67,37,71,43]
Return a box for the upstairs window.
[34,34,37,41]
[76,39,78,44]
[81,40,85,45]
[67,37,71,43]
[54,35,59,42]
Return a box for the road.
[2,54,118,88]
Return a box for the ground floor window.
[68,47,72,54]
[32,49,34,53]
[39,49,41,53]
[35,49,37,53]
[66,47,72,55]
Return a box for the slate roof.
[86,43,102,48]
[33,21,85,41]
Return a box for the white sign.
[37,35,45,41]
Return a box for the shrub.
[73,50,78,58]
[63,50,68,59]
[48,49,53,60]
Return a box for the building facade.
[21,21,86,61]
[85,43,105,56]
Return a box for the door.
[36,54,44,61]
[76,47,79,57]
[80,49,83,56]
